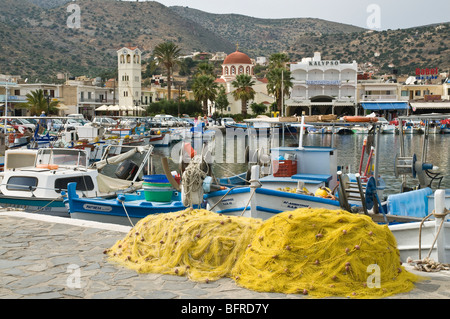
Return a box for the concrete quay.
[1,210,450,300]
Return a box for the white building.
[117,47,142,108]
[286,52,358,116]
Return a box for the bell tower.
[117,46,142,108]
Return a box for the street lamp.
[44,93,50,115]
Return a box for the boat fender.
[202,176,213,193]
[183,142,196,158]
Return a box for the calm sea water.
[149,132,449,196]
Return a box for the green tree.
[23,89,59,115]
[266,52,292,114]
[195,62,215,77]
[215,86,229,115]
[250,102,267,115]
[153,42,181,100]
[192,75,218,116]
[266,67,293,114]
[231,74,255,116]
[268,52,289,69]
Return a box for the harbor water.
[149,131,449,197]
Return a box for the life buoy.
[344,116,378,123]
[8,134,15,143]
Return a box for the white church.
[214,49,274,115]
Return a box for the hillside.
[0,0,448,82]
[171,6,450,75]
[170,6,366,57]
[0,0,235,81]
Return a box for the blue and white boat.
[0,146,152,217]
[64,182,186,226]
[204,116,353,219]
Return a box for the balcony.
[360,94,400,102]
[79,98,116,104]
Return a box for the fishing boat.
[64,181,186,226]
[202,116,375,219]
[384,113,450,263]
[0,145,152,217]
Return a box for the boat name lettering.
[281,200,309,209]
[83,204,113,212]
[221,198,234,206]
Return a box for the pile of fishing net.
[105,207,422,299]
[105,208,262,282]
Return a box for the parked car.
[9,118,36,132]
[64,118,85,130]
[154,114,176,127]
[179,118,195,126]
[92,117,117,127]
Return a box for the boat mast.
[4,79,8,147]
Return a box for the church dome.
[223,50,252,65]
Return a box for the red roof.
[223,50,252,65]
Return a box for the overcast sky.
[151,0,450,30]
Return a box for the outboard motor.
[115,159,139,180]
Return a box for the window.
[238,66,244,74]
[401,90,408,97]
[54,176,94,193]
[231,66,236,75]
[415,90,421,96]
[6,176,38,191]
[225,67,229,75]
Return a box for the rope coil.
[413,207,450,271]
[181,155,208,207]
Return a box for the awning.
[410,102,450,110]
[361,102,409,111]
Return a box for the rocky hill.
[171,6,449,75]
[0,0,448,82]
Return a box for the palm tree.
[23,89,59,115]
[231,74,255,116]
[266,68,293,114]
[192,75,218,116]
[153,42,181,100]
[268,52,290,69]
[266,52,292,114]
[196,62,215,77]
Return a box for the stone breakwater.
[0,211,450,299]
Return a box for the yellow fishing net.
[105,208,262,282]
[105,207,423,299]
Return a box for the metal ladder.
[337,172,369,215]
